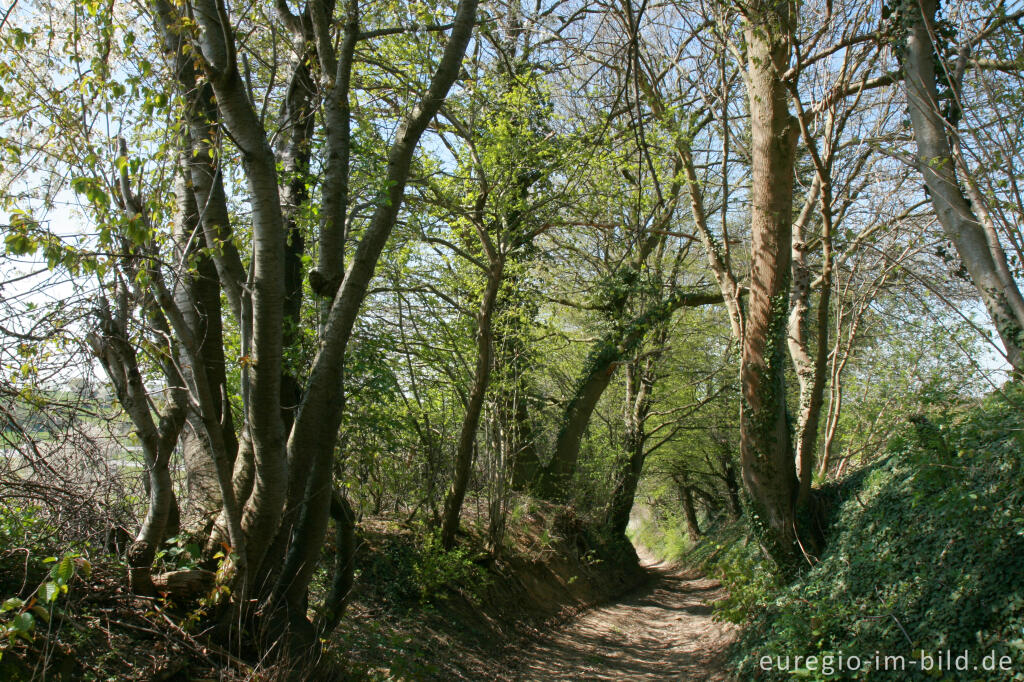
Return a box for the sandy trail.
[508,548,737,680]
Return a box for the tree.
[2,0,480,646]
[630,0,803,568]
[895,0,1024,372]
[733,0,802,570]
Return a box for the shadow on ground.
[503,547,737,680]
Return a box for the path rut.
[508,550,736,680]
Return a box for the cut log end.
[151,569,216,600]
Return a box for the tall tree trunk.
[818,292,870,478]
[441,257,504,549]
[249,37,321,597]
[89,288,188,596]
[606,399,647,536]
[902,0,1024,372]
[531,195,675,499]
[606,322,663,538]
[675,474,701,544]
[277,50,316,435]
[508,394,540,490]
[152,0,250,550]
[498,272,541,492]
[536,353,619,500]
[172,167,232,528]
[787,175,832,508]
[606,443,647,539]
[318,490,356,635]
[739,0,801,572]
[715,447,743,519]
[153,0,480,632]
[188,0,293,585]
[536,289,723,500]
[273,0,480,615]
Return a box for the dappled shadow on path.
[505,553,736,680]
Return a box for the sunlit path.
[507,548,736,680]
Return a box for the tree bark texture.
[739,0,801,571]
[605,350,657,538]
[144,0,480,628]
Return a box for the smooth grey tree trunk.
[274,0,480,616]
[903,0,1024,372]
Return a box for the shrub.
[359,525,489,608]
[704,534,778,626]
[412,530,489,606]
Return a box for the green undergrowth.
[1,492,642,679]
[0,504,257,680]
[690,385,1024,680]
[627,506,697,563]
[353,522,491,610]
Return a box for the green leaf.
[42,581,60,603]
[52,554,74,585]
[12,612,34,637]
[0,598,23,613]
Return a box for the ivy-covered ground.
[692,385,1024,680]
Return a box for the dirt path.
[507,549,737,680]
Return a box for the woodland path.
[506,547,737,680]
